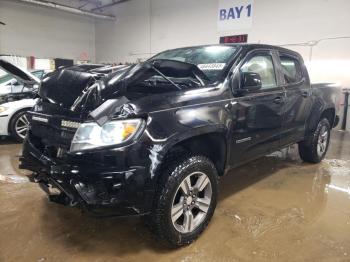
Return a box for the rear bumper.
[20,134,155,216]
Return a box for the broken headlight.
[70,119,144,152]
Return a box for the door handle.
[302,91,309,98]
[273,96,284,104]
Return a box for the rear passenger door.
[277,53,312,145]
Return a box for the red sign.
[220,34,248,44]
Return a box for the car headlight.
[70,119,144,152]
[0,106,9,114]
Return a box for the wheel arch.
[156,127,228,178]
[320,108,336,127]
[306,105,336,138]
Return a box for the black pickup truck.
[0,44,341,246]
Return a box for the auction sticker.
[197,63,226,70]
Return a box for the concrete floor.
[0,131,350,262]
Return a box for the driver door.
[229,50,285,167]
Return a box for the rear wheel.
[150,155,218,247]
[10,110,30,142]
[298,118,331,163]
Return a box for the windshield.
[150,45,238,82]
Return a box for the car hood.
[42,59,207,108]
[1,59,211,124]
[0,59,41,85]
[0,91,36,105]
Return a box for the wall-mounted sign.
[217,0,254,31]
[220,34,248,44]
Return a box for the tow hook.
[27,172,40,183]
[48,193,76,206]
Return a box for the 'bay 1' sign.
[217,0,254,31]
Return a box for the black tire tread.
[149,155,218,247]
[298,118,330,163]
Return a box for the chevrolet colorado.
[0,44,341,246]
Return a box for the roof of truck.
[225,43,301,55]
[161,43,302,58]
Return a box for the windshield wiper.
[150,64,182,90]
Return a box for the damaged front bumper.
[20,134,155,216]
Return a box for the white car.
[0,68,48,142]
[0,98,37,141]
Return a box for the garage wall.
[95,0,151,63]
[1,0,349,85]
[0,0,95,62]
[95,0,350,61]
[95,0,350,86]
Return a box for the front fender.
[162,124,228,154]
[144,96,231,179]
[146,124,229,180]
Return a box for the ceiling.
[46,0,129,14]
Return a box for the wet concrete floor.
[0,131,350,262]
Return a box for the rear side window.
[280,56,302,84]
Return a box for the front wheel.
[298,118,331,163]
[150,155,218,247]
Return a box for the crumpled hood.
[0,59,209,124]
[39,59,207,113]
[39,67,97,108]
[38,64,132,111]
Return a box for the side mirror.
[241,72,262,92]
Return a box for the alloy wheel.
[15,113,29,139]
[171,171,212,233]
[317,125,329,157]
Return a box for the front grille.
[61,120,81,129]
[28,112,80,152]
[31,122,75,149]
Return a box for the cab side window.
[279,56,302,84]
[240,55,277,90]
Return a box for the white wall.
[95,0,151,63]
[0,0,95,62]
[1,0,349,86]
[95,0,350,86]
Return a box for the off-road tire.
[298,118,331,163]
[149,155,218,247]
